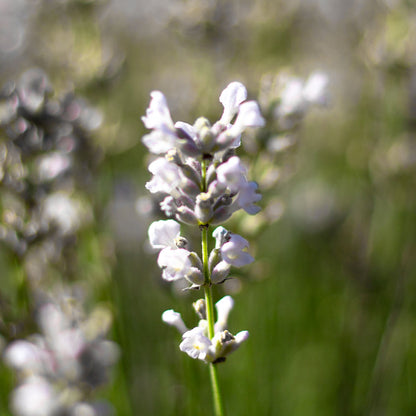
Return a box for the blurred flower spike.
[4,298,119,416]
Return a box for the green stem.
[201,157,225,416]
[209,362,225,416]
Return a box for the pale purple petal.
[4,341,44,373]
[142,131,177,154]
[174,121,196,140]
[229,101,265,136]
[162,309,188,334]
[158,247,192,281]
[212,226,229,249]
[146,158,182,194]
[235,330,249,344]
[219,82,247,125]
[214,296,234,332]
[221,234,254,267]
[236,181,262,214]
[148,219,180,249]
[216,156,247,193]
[142,91,174,132]
[180,327,212,361]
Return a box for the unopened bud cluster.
[142,82,264,362]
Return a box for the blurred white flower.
[37,152,71,181]
[11,376,57,416]
[180,327,213,361]
[303,72,329,106]
[41,192,85,235]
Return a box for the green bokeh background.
[1,0,416,415]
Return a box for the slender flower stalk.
[142,81,264,415]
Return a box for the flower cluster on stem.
[143,81,264,415]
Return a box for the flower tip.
[235,330,250,345]
[162,309,188,334]
[216,295,234,311]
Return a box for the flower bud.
[188,251,203,270]
[206,163,218,186]
[177,137,200,157]
[198,126,216,153]
[178,164,201,187]
[193,117,211,131]
[185,268,204,286]
[207,180,226,198]
[210,206,233,225]
[211,260,231,284]
[195,193,213,224]
[208,248,221,271]
[193,299,206,320]
[181,177,200,197]
[175,206,198,225]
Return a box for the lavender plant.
[0,69,118,416]
[142,82,265,415]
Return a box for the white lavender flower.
[212,227,254,267]
[148,219,182,250]
[11,376,57,416]
[216,156,247,193]
[148,219,204,285]
[163,296,249,363]
[145,158,183,196]
[220,233,254,267]
[303,72,329,106]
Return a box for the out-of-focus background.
[1,0,416,415]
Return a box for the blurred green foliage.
[1,0,416,415]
